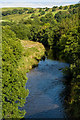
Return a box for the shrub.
[40,11,45,15]
[64,6,68,10]
[59,6,63,9]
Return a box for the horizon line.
[0,1,78,8]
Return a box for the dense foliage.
[2,9,25,16]
[2,3,80,118]
[2,26,29,118]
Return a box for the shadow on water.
[23,49,69,118]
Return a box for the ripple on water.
[24,59,69,118]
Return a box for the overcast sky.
[0,0,79,8]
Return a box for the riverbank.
[18,40,45,73]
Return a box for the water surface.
[23,58,69,118]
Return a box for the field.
[2,6,69,23]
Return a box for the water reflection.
[23,58,69,118]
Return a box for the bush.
[52,8,56,11]
[64,6,68,10]
[55,11,69,22]
[53,6,58,8]
[59,6,63,9]
[74,4,80,8]
[39,8,42,12]
[12,9,18,14]
[18,9,24,14]
[23,8,28,11]
[11,24,31,40]
[45,7,49,11]
[2,26,29,118]
[27,8,34,13]
[31,13,35,18]
[40,11,45,15]
[40,17,46,23]
[69,5,74,9]
[2,10,12,16]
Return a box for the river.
[23,53,69,118]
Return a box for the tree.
[69,5,74,9]
[59,6,63,9]
[2,10,12,16]
[52,8,56,11]
[2,26,29,118]
[45,7,49,11]
[12,9,18,14]
[27,8,34,13]
[64,6,68,10]
[39,8,42,12]
[40,11,45,15]
[11,23,31,40]
[52,6,58,8]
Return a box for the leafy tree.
[52,6,58,11]
[64,6,68,10]
[45,12,53,18]
[2,26,29,118]
[23,8,28,11]
[74,3,80,8]
[73,8,78,14]
[40,11,45,15]
[2,10,12,16]
[11,23,30,40]
[69,5,74,9]
[52,8,56,11]
[45,7,49,11]
[27,8,34,13]
[59,6,63,9]
[39,8,42,12]
[55,11,70,22]
[18,9,24,14]
[40,17,46,23]
[12,9,18,14]
[31,13,35,18]
[52,6,58,8]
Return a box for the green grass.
[52,9,67,16]
[2,6,69,23]
[18,40,45,72]
[2,7,29,11]
[2,14,27,22]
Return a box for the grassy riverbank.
[18,40,45,72]
[2,3,80,118]
[2,26,45,118]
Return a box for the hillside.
[2,5,74,23]
[2,3,80,118]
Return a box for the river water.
[23,56,69,118]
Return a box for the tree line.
[2,3,80,118]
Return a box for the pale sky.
[0,0,79,8]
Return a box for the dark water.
[23,57,69,118]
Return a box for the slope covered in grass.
[19,40,45,72]
[2,3,80,118]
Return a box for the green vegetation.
[27,8,34,14]
[2,8,26,16]
[2,26,29,118]
[59,6,63,9]
[2,3,80,118]
[2,26,45,118]
[64,6,68,10]
[19,40,45,71]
